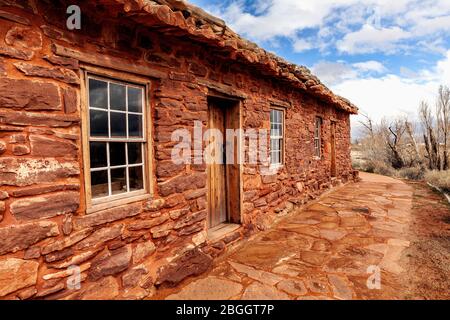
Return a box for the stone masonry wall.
[0,1,354,299]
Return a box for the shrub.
[425,170,450,192]
[397,166,425,180]
[359,160,396,177]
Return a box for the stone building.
[0,0,358,299]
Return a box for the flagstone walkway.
[157,173,414,300]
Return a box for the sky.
[188,0,450,130]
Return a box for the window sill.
[269,163,284,171]
[87,192,151,214]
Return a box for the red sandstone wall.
[0,1,353,299]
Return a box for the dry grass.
[425,170,450,192]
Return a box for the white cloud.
[353,60,386,73]
[311,61,357,85]
[331,50,450,122]
[336,24,410,54]
[312,60,387,85]
[293,38,314,52]
[201,0,450,55]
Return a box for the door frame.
[206,94,243,231]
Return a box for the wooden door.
[331,121,337,177]
[208,102,227,228]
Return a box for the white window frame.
[81,67,152,213]
[270,108,285,166]
[314,116,322,159]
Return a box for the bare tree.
[384,119,406,169]
[420,101,440,170]
[405,117,421,167]
[437,85,450,169]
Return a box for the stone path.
[156,173,414,300]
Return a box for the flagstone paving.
[156,173,415,300]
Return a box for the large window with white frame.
[314,116,322,158]
[270,108,284,165]
[87,75,147,202]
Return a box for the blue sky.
[189,0,450,123]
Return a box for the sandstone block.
[6,26,42,50]
[89,246,132,281]
[0,258,39,297]
[73,203,141,230]
[133,241,156,264]
[30,135,77,158]
[0,45,34,60]
[41,228,93,255]
[14,62,80,84]
[0,157,79,187]
[0,78,61,110]
[0,221,59,255]
[156,248,212,286]
[10,191,79,221]
[75,224,124,250]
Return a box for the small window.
[87,76,147,201]
[270,109,284,165]
[314,116,322,158]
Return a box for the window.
[314,116,322,158]
[87,75,147,202]
[270,109,284,165]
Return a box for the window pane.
[270,110,274,123]
[91,170,108,198]
[128,87,143,113]
[111,167,127,195]
[110,83,126,111]
[110,142,126,166]
[89,79,108,109]
[129,166,144,191]
[128,143,142,164]
[90,142,107,168]
[90,109,108,137]
[110,112,127,137]
[128,114,143,137]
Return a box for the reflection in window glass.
[90,142,107,168]
[128,87,143,113]
[89,79,108,109]
[128,114,143,137]
[128,143,142,164]
[129,166,144,191]
[91,170,108,198]
[89,109,108,137]
[109,142,126,166]
[110,112,127,137]
[110,83,126,111]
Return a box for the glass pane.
[128,87,143,113]
[110,83,126,111]
[129,166,144,191]
[109,142,126,166]
[90,109,108,137]
[128,143,142,164]
[128,114,143,138]
[90,142,107,168]
[110,112,127,137]
[111,167,127,195]
[91,170,108,198]
[89,79,108,109]
[270,110,274,123]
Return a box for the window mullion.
[106,142,112,196]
